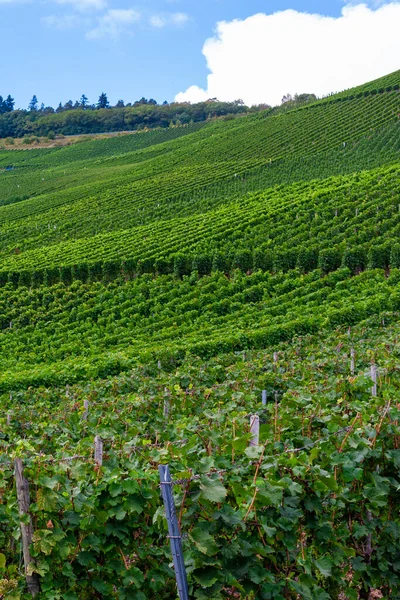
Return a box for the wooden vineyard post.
[94,436,103,466]
[158,465,189,600]
[371,364,378,397]
[14,459,40,597]
[249,415,260,447]
[350,348,355,376]
[163,387,170,420]
[83,399,89,420]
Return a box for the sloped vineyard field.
[0,70,399,599]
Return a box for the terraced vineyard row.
[0,263,399,389]
[0,164,397,280]
[0,87,397,258]
[0,118,398,257]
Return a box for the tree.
[28,95,39,111]
[97,92,109,109]
[80,94,88,108]
[115,99,125,108]
[4,95,15,112]
[281,93,293,104]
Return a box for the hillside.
[0,70,399,599]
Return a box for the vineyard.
[0,70,399,599]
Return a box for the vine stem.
[118,547,129,570]
[244,486,259,521]
[178,482,189,528]
[371,401,391,449]
[338,413,361,453]
[253,445,266,486]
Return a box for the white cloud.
[175,3,400,106]
[86,8,141,40]
[53,0,107,11]
[170,12,189,25]
[149,11,189,28]
[42,14,83,29]
[149,14,164,28]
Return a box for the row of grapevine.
[0,89,397,257]
[0,264,398,389]
[0,164,398,276]
[0,317,399,598]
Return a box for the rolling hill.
[0,70,399,599]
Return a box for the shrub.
[296,246,319,274]
[103,260,121,281]
[318,248,342,276]
[232,249,253,272]
[368,243,391,270]
[72,263,88,283]
[253,248,274,272]
[7,271,19,287]
[212,252,230,273]
[137,258,155,275]
[44,267,60,286]
[59,265,72,285]
[192,254,212,276]
[121,258,137,279]
[31,270,44,287]
[154,257,172,275]
[173,253,191,278]
[243,285,264,303]
[88,262,103,282]
[18,271,31,287]
[390,244,400,269]
[273,248,298,273]
[342,246,367,274]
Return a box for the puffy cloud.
[52,0,107,10]
[149,12,189,28]
[86,8,141,40]
[176,3,400,106]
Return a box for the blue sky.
[0,0,398,108]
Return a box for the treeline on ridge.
[0,98,264,139]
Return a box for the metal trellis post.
[158,465,189,600]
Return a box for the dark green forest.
[0,93,264,138]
